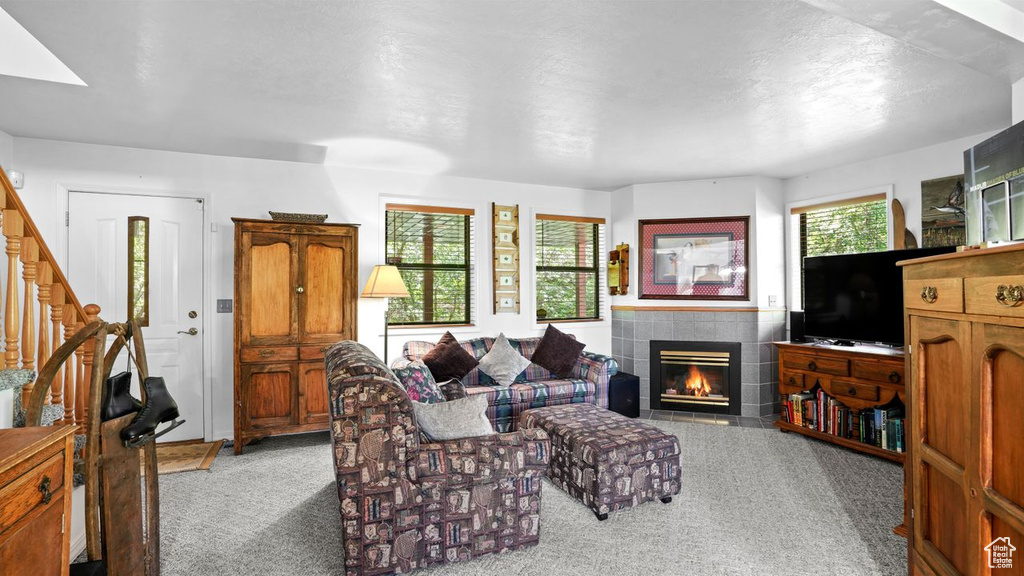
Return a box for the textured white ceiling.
[0,0,1016,190]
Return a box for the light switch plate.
[217,299,233,313]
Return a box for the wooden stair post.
[21,236,38,373]
[64,308,79,425]
[49,283,65,409]
[3,209,23,371]
[80,304,101,427]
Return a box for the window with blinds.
[385,204,474,326]
[535,215,604,322]
[796,194,888,259]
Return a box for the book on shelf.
[780,388,906,453]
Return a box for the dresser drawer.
[965,275,1024,319]
[241,347,299,363]
[783,353,849,376]
[904,277,963,313]
[831,380,880,402]
[299,345,331,361]
[780,371,805,391]
[0,452,64,534]
[852,360,904,385]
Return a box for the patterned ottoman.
[520,403,681,520]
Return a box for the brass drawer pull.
[320,346,329,353]
[995,284,1023,307]
[788,377,797,385]
[921,286,938,304]
[888,371,901,384]
[847,387,857,396]
[38,475,53,505]
[808,361,817,372]
[259,349,274,357]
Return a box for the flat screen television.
[802,247,955,346]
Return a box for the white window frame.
[784,185,894,314]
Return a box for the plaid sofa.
[392,336,618,433]
[326,340,551,576]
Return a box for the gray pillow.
[477,333,532,386]
[412,394,494,441]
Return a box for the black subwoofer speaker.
[608,371,640,418]
[790,310,805,343]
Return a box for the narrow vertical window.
[128,216,149,326]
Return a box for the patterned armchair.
[325,341,551,576]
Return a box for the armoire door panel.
[245,233,298,345]
[920,463,969,575]
[300,235,355,341]
[242,364,296,428]
[977,323,1024,558]
[298,362,329,425]
[915,317,970,468]
[911,315,971,575]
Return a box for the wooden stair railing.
[0,163,100,431]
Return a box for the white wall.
[0,129,12,171]
[1014,77,1024,125]
[608,176,786,309]
[783,130,1001,243]
[11,137,612,441]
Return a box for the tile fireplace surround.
[611,307,786,417]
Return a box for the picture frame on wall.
[638,216,749,300]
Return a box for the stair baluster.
[21,236,38,373]
[3,209,23,373]
[63,308,77,424]
[49,283,64,409]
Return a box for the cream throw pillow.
[477,333,532,386]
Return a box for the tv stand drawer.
[784,353,849,376]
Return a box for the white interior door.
[67,192,205,442]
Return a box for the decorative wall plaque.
[492,203,520,313]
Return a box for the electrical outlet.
[768,295,779,307]
[217,299,233,313]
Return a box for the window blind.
[798,196,887,259]
[385,204,475,326]
[535,214,605,322]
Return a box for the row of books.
[781,386,906,453]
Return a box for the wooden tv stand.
[773,340,908,536]
[773,341,906,461]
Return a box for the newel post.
[79,303,101,426]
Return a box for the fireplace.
[650,341,741,415]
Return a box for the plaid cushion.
[465,385,520,406]
[511,379,595,408]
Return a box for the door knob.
[178,328,198,336]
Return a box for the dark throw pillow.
[422,332,479,382]
[531,324,586,378]
[438,378,468,401]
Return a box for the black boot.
[120,376,183,446]
[100,371,143,422]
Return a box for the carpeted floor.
[159,421,906,576]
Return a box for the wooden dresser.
[0,426,76,576]
[900,244,1024,575]
[232,219,358,454]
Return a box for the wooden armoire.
[900,244,1024,575]
[232,218,358,454]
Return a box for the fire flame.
[684,365,712,397]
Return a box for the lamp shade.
[361,265,410,298]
